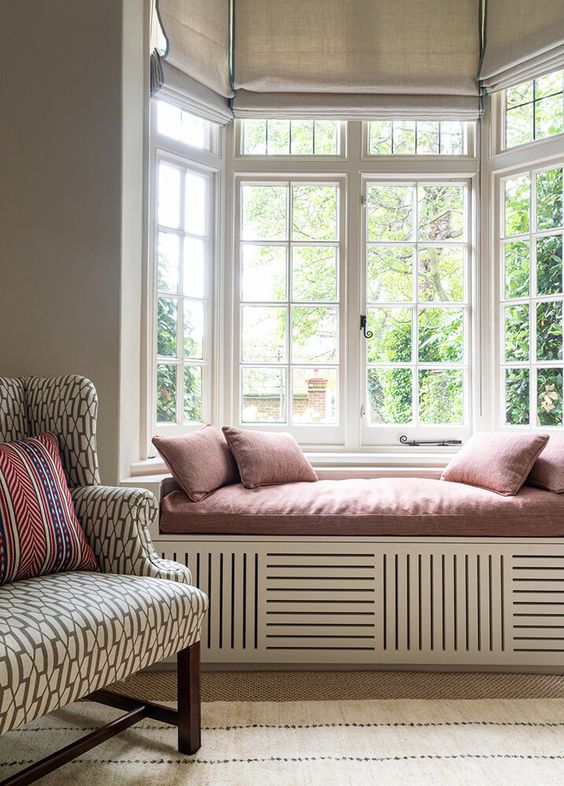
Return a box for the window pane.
[156,102,210,149]
[418,369,463,424]
[537,301,563,361]
[505,368,530,425]
[156,101,183,141]
[537,367,564,426]
[241,305,287,362]
[367,246,413,302]
[507,81,533,108]
[267,120,290,155]
[158,163,181,228]
[418,247,464,302]
[243,119,267,154]
[367,307,412,363]
[393,121,416,154]
[156,364,177,423]
[418,185,464,241]
[536,235,563,296]
[242,185,288,240]
[183,366,202,422]
[184,300,204,359]
[292,246,337,302]
[504,303,529,361]
[291,306,338,363]
[242,245,287,302]
[184,237,205,298]
[418,307,464,363]
[536,95,564,140]
[291,368,337,423]
[180,113,207,149]
[440,122,464,155]
[314,121,338,154]
[506,104,534,148]
[242,367,286,423]
[157,297,177,357]
[536,167,563,231]
[185,173,207,235]
[367,368,412,424]
[291,120,314,154]
[416,122,440,154]
[504,175,530,237]
[157,232,179,293]
[537,71,563,98]
[504,240,530,299]
[369,121,393,155]
[292,185,338,241]
[367,185,413,241]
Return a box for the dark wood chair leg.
[177,641,201,755]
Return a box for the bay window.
[148,100,479,453]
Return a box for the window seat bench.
[154,476,564,670]
[160,476,564,538]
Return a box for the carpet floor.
[2,697,564,785]
[113,668,564,702]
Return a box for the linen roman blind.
[158,0,233,123]
[480,0,564,92]
[233,0,481,120]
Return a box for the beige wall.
[0,0,144,483]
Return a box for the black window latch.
[400,435,462,447]
[360,315,373,339]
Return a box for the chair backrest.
[0,375,100,488]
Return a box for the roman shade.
[159,0,233,124]
[480,0,564,91]
[233,0,481,120]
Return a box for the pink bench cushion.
[159,477,564,537]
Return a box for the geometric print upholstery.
[24,375,100,488]
[0,571,208,734]
[0,374,208,738]
[0,378,28,445]
[0,433,97,584]
[71,485,193,584]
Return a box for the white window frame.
[491,157,564,433]
[147,95,224,444]
[486,83,564,436]
[222,119,480,451]
[235,119,347,160]
[232,174,346,446]
[362,121,477,160]
[360,174,475,446]
[492,79,564,157]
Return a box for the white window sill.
[127,450,452,485]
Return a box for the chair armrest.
[71,485,192,584]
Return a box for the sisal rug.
[2,698,564,785]
[114,668,564,702]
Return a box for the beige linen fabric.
[480,0,564,90]
[233,0,480,117]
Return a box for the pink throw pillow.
[441,432,549,496]
[222,427,318,489]
[152,425,239,502]
[527,436,564,493]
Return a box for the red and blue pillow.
[0,432,97,584]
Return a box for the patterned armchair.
[0,375,208,785]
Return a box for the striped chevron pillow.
[0,433,97,585]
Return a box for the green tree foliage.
[504,164,564,427]
[366,184,466,425]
